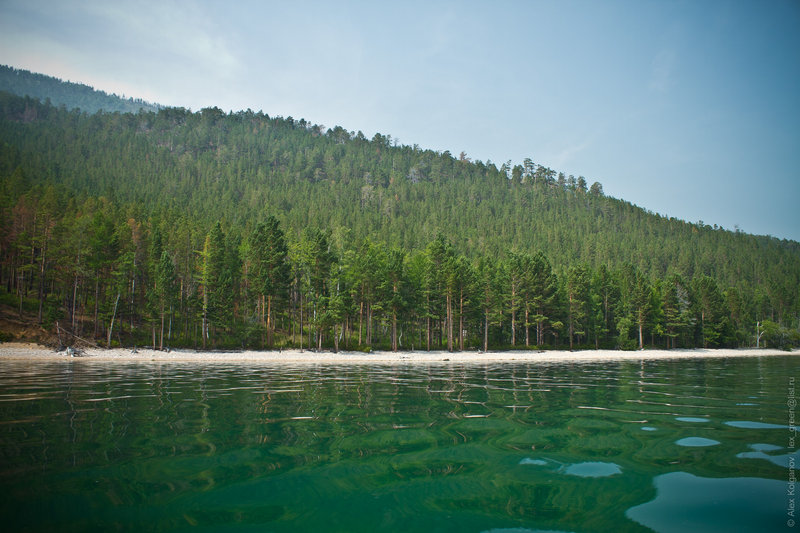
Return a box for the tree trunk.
[537,307,545,346]
[358,300,363,345]
[459,290,464,351]
[392,312,398,352]
[17,269,23,317]
[130,255,136,332]
[37,231,48,324]
[510,286,516,346]
[159,305,165,350]
[638,322,644,350]
[446,293,453,352]
[426,313,431,351]
[266,294,272,348]
[525,306,529,346]
[299,291,303,350]
[202,288,208,350]
[260,293,265,327]
[701,310,706,348]
[367,302,372,346]
[71,273,79,332]
[107,293,120,348]
[94,278,100,338]
[569,317,574,350]
[484,307,489,352]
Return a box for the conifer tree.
[662,273,692,348]
[247,216,289,347]
[381,247,408,352]
[154,251,177,349]
[566,265,591,350]
[530,251,558,346]
[692,274,728,348]
[201,222,233,348]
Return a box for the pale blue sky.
[1,0,798,240]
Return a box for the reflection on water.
[626,472,785,532]
[725,420,788,429]
[0,355,795,532]
[562,461,622,478]
[675,437,720,447]
[737,443,799,468]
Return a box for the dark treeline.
[0,89,798,351]
[0,189,796,351]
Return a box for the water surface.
[0,355,795,531]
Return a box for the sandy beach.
[0,342,795,364]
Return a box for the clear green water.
[0,355,796,532]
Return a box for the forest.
[0,82,798,352]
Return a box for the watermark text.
[789,376,796,527]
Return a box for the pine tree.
[247,216,289,347]
[201,222,233,348]
[662,273,692,348]
[692,274,728,348]
[155,251,177,349]
[529,251,558,346]
[381,247,408,352]
[566,265,591,350]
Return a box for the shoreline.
[0,343,796,364]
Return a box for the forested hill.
[1,90,797,279]
[0,65,160,114]
[0,88,798,351]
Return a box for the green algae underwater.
[0,355,796,532]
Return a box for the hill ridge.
[0,64,161,114]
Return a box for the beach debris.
[65,346,85,357]
[54,323,99,349]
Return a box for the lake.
[0,355,796,532]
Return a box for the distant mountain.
[0,65,160,114]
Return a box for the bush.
[762,320,799,351]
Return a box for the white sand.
[0,342,796,364]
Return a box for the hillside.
[0,85,798,351]
[0,65,160,114]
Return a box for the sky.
[1,0,798,241]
